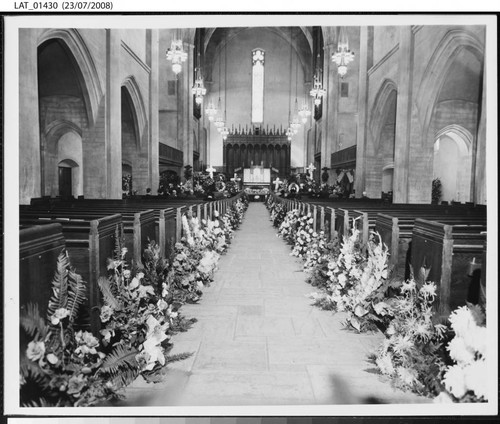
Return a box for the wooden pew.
[20,209,155,266]
[20,223,66,318]
[376,213,486,278]
[410,218,486,319]
[20,214,121,334]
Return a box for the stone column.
[393,26,414,203]
[354,26,370,198]
[474,59,487,205]
[321,42,339,173]
[19,29,41,204]
[148,29,160,193]
[180,41,195,178]
[106,29,122,199]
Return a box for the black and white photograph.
[2,10,498,419]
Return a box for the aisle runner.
[121,203,426,406]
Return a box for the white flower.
[443,364,468,399]
[123,269,131,279]
[449,306,476,337]
[375,353,395,376]
[419,282,437,298]
[99,305,114,323]
[397,366,417,386]
[26,341,45,361]
[46,353,59,364]
[464,326,487,357]
[100,328,115,343]
[464,360,488,400]
[157,299,168,311]
[137,284,155,299]
[51,307,70,325]
[447,336,475,365]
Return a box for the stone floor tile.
[192,340,267,372]
[176,370,316,406]
[235,315,295,337]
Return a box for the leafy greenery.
[20,250,117,407]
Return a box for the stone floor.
[120,202,428,406]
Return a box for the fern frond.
[100,344,139,373]
[98,277,121,310]
[20,303,48,339]
[46,250,70,320]
[66,270,87,322]
[165,351,193,364]
[109,366,140,389]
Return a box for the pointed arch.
[369,78,398,151]
[122,76,148,147]
[38,29,103,127]
[415,29,484,146]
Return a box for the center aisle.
[122,202,426,406]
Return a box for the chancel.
[11,15,494,410]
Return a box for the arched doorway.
[368,79,397,198]
[38,38,88,197]
[121,86,139,196]
[57,131,83,197]
[433,127,473,202]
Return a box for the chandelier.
[166,38,188,75]
[214,115,225,132]
[290,98,301,133]
[205,99,217,121]
[331,26,355,78]
[298,101,311,124]
[221,126,229,140]
[285,127,294,141]
[310,74,327,106]
[192,70,207,105]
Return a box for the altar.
[242,166,271,201]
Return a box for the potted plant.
[432,178,442,204]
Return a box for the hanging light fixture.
[214,37,224,131]
[205,99,217,121]
[290,36,302,134]
[220,33,229,140]
[331,26,355,78]
[192,51,206,105]
[166,31,188,75]
[298,100,311,124]
[290,98,301,134]
[286,127,294,141]
[310,27,326,105]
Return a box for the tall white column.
[321,42,339,173]
[354,26,370,197]
[148,29,160,192]
[19,29,41,204]
[105,29,122,198]
[393,26,414,203]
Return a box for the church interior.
[8,16,496,413]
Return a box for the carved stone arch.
[369,78,398,152]
[122,76,148,147]
[435,124,473,154]
[415,29,484,146]
[44,119,82,142]
[38,29,103,127]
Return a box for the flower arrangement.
[20,250,117,406]
[373,275,448,396]
[278,209,301,244]
[290,214,316,258]
[97,237,194,389]
[439,304,487,402]
[319,230,395,332]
